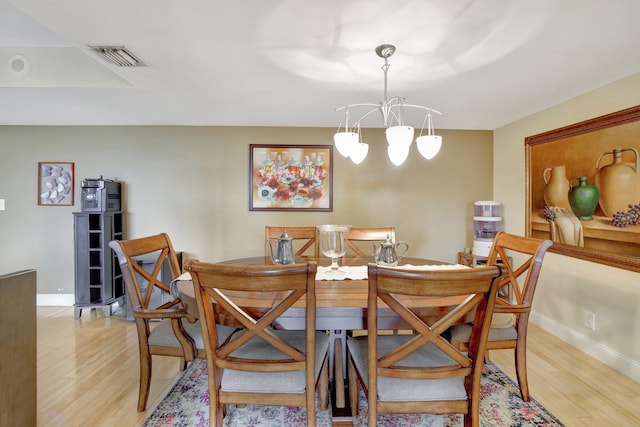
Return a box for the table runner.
[315,263,470,280]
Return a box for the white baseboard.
[37,294,74,306]
[531,311,640,383]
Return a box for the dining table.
[173,255,471,412]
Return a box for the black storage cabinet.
[73,211,125,318]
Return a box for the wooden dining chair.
[109,233,206,412]
[265,226,319,258]
[185,259,330,427]
[345,226,396,256]
[347,263,501,427]
[450,231,553,402]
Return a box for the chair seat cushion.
[149,319,235,349]
[449,323,517,343]
[491,313,516,328]
[220,330,330,394]
[347,335,467,401]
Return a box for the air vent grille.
[89,46,147,67]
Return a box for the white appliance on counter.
[472,201,503,257]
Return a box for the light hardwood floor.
[37,306,639,426]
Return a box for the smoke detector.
[8,54,31,76]
[89,46,147,67]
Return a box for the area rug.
[143,359,332,427]
[144,359,564,426]
[352,363,564,427]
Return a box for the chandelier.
[334,44,442,166]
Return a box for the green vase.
[568,176,600,220]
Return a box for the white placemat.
[316,265,368,280]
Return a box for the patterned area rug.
[144,359,564,426]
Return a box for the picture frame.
[249,144,333,212]
[38,162,74,206]
[525,105,640,272]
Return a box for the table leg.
[328,330,348,377]
[334,336,345,408]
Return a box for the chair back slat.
[487,231,553,308]
[108,233,196,412]
[185,259,329,427]
[368,264,501,381]
[185,260,317,372]
[109,233,182,311]
[265,226,319,257]
[349,263,501,426]
[346,227,396,256]
[449,231,553,403]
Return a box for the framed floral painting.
[249,144,333,211]
[38,162,74,206]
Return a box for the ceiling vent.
[89,46,147,67]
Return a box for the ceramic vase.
[542,165,571,209]
[568,176,600,220]
[595,148,640,217]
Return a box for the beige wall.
[0,125,492,298]
[3,72,639,381]
[494,71,640,381]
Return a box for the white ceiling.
[1,0,639,129]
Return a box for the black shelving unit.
[73,211,125,318]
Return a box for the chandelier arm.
[335,103,379,112]
[338,103,441,115]
[387,108,402,127]
[336,104,381,128]
[385,96,406,106]
[353,107,384,128]
[337,104,440,129]
[400,104,442,116]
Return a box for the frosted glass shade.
[385,126,414,146]
[349,142,369,164]
[416,135,442,159]
[387,144,410,166]
[333,132,358,157]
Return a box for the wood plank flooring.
[36,306,640,426]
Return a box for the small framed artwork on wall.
[38,162,74,206]
[249,144,333,211]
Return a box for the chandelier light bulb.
[349,142,369,164]
[385,126,414,146]
[387,144,410,166]
[416,135,442,159]
[333,131,358,157]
